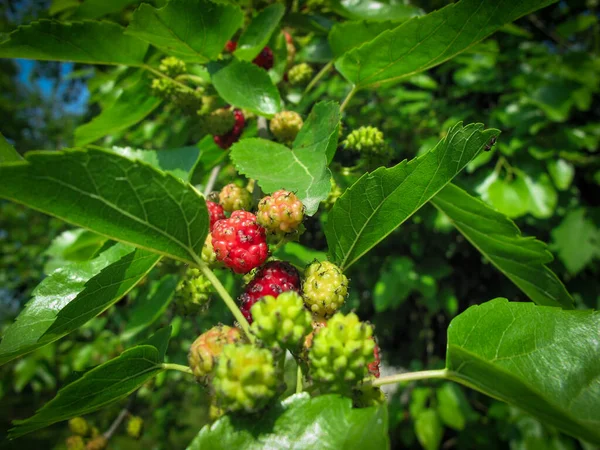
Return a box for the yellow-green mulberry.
[202,108,236,136]
[288,63,314,86]
[212,344,278,412]
[66,436,85,450]
[188,325,244,380]
[250,291,312,350]
[269,111,303,144]
[175,267,213,314]
[219,183,253,212]
[308,312,375,392]
[158,56,187,77]
[302,261,348,318]
[126,415,144,439]
[68,417,89,436]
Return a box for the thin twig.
[304,61,333,95]
[296,364,303,393]
[340,86,357,113]
[257,116,270,139]
[204,164,222,197]
[103,394,136,440]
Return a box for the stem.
[304,61,333,94]
[257,116,270,139]
[175,74,206,85]
[340,86,357,113]
[143,65,195,93]
[104,408,129,440]
[370,369,448,387]
[162,363,194,375]
[204,164,222,197]
[296,364,303,393]
[198,263,255,342]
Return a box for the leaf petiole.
[369,369,448,387]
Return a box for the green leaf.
[373,257,416,312]
[551,209,600,276]
[45,250,161,339]
[436,383,476,431]
[430,183,573,309]
[446,298,600,445]
[75,76,162,146]
[122,275,178,340]
[10,344,166,438]
[0,132,21,163]
[126,0,243,63]
[188,393,389,450]
[521,172,557,219]
[547,159,575,191]
[44,228,108,274]
[484,175,530,219]
[109,145,201,182]
[0,244,160,366]
[0,148,208,265]
[292,101,340,165]
[0,20,149,66]
[335,0,557,89]
[329,20,401,58]
[414,410,443,450]
[234,4,285,61]
[326,122,499,271]
[211,60,281,117]
[331,0,421,21]
[273,242,327,270]
[230,102,339,215]
[230,139,328,215]
[72,0,140,19]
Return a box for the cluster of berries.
[150,57,204,116]
[182,186,381,416]
[202,107,246,149]
[66,417,105,450]
[66,415,144,450]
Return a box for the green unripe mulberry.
[213,344,278,412]
[159,56,187,77]
[288,63,314,86]
[68,417,89,436]
[175,268,213,314]
[302,261,348,318]
[126,415,144,439]
[269,111,303,144]
[343,126,387,155]
[188,325,244,380]
[202,108,236,136]
[150,78,176,98]
[308,312,375,392]
[250,291,312,350]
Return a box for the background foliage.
[0,0,598,449]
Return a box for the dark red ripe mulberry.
[206,201,226,231]
[239,261,301,322]
[214,109,245,150]
[225,40,237,52]
[211,211,268,274]
[252,47,274,70]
